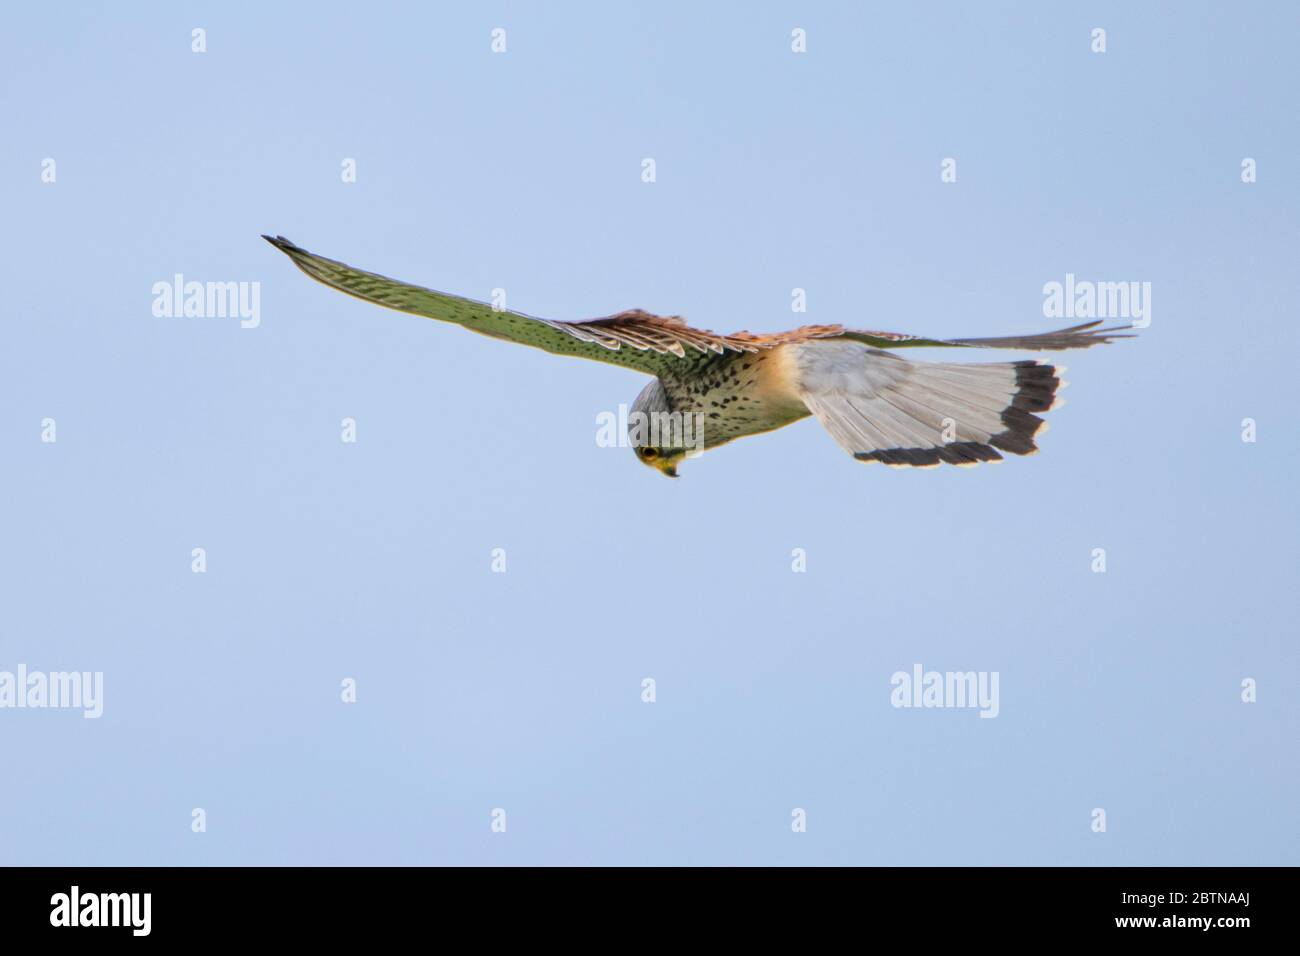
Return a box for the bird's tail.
[798,347,1065,467]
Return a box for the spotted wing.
[264,236,842,376]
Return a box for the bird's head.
[629,379,690,478]
[634,443,686,478]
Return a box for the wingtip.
[261,234,298,252]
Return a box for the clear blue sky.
[2,1,1296,865]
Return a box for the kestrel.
[265,236,1133,477]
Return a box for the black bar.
[0,866,1274,941]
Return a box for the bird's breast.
[662,346,810,447]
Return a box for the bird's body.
[656,347,810,447]
[265,236,1134,477]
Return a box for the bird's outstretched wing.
[264,236,1135,373]
[263,236,842,376]
[840,322,1135,351]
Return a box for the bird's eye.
[640,447,659,461]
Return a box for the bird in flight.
[265,236,1133,478]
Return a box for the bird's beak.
[660,464,679,479]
